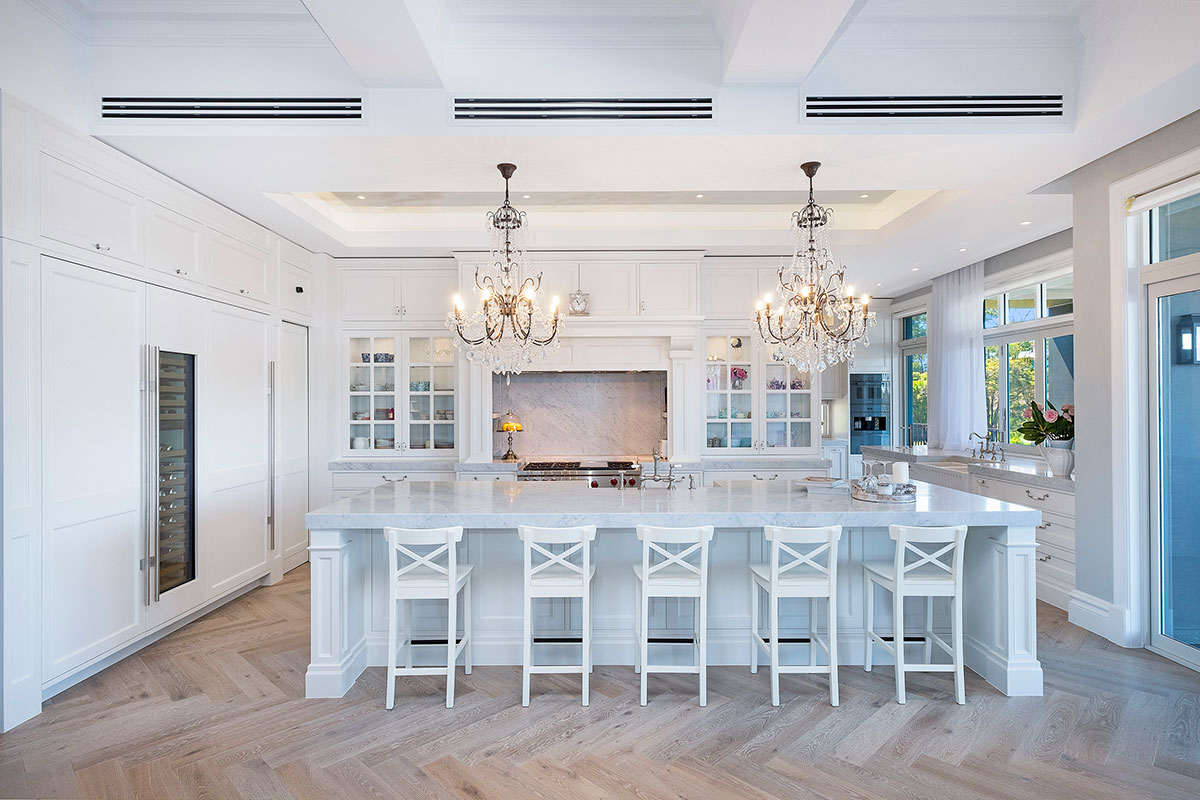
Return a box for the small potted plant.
[1016,401,1075,477]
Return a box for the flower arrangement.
[731,366,748,389]
[1016,401,1074,445]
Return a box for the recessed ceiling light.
[523,194,531,199]
[356,195,365,200]
[860,194,870,199]
[876,282,882,287]
[912,267,920,272]
[1020,220,1032,226]
[959,247,968,252]
[695,194,704,199]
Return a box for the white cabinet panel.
[41,258,146,678]
[145,202,204,284]
[533,261,579,308]
[820,359,847,400]
[279,322,310,571]
[280,260,312,317]
[207,230,270,303]
[40,154,143,264]
[400,270,456,321]
[639,261,697,315]
[701,266,758,318]
[341,270,399,320]
[580,261,637,316]
[202,304,270,597]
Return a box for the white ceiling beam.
[719,0,860,84]
[300,0,443,87]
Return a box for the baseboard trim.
[1068,589,1140,647]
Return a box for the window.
[980,274,1074,447]
[1149,190,1200,263]
[902,312,927,340]
[905,351,928,445]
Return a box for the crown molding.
[23,0,92,42]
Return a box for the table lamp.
[499,410,523,462]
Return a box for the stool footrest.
[528,665,587,674]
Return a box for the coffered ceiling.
[8,0,1200,296]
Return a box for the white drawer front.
[456,473,516,482]
[1036,510,1075,553]
[972,475,1075,517]
[332,471,454,489]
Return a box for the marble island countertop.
[305,478,1040,530]
[860,445,1074,493]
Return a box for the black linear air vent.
[100,97,364,120]
[453,97,713,121]
[805,94,1063,119]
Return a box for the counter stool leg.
[633,581,642,675]
[587,581,595,674]
[750,576,759,674]
[522,588,532,707]
[464,577,473,675]
[403,599,413,669]
[953,595,965,705]
[698,594,709,707]
[386,598,398,710]
[446,592,457,709]
[828,595,840,707]
[893,590,906,705]
[864,578,874,673]
[809,597,817,669]
[582,592,591,707]
[924,596,933,665]
[769,589,780,707]
[640,587,650,706]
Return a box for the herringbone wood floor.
[3,565,1200,799]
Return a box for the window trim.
[983,319,1073,454]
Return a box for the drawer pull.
[1025,489,1051,502]
[1037,554,1051,562]
[752,473,779,481]
[175,268,187,276]
[976,478,987,485]
[1037,522,1051,530]
[382,475,407,483]
[94,243,111,251]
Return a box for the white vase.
[1043,440,1075,477]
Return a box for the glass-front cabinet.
[704,333,818,453]
[346,332,457,455]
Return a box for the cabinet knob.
[395,306,401,316]
[401,306,407,316]
[175,268,185,275]
[239,289,249,295]
[94,243,110,251]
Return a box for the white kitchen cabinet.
[340,268,456,322]
[702,469,825,486]
[279,255,313,317]
[144,202,205,284]
[344,332,458,457]
[820,359,848,400]
[279,322,311,572]
[971,473,1075,609]
[700,266,759,318]
[639,261,697,315]
[456,473,516,482]
[533,261,579,307]
[821,444,849,479]
[202,303,271,598]
[331,471,455,499]
[41,259,147,680]
[703,333,820,454]
[40,154,143,264]
[579,261,638,316]
[206,228,271,304]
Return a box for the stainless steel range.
[516,460,641,488]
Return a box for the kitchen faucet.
[642,452,680,489]
[968,431,1006,462]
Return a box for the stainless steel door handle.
[150,345,161,603]
[267,360,276,553]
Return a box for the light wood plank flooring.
[3,565,1200,799]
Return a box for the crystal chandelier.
[447,163,561,376]
[754,161,875,372]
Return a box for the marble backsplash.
[493,371,667,458]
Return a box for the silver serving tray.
[851,482,917,504]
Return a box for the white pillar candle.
[892,462,909,484]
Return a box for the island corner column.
[306,528,369,698]
[963,523,1043,696]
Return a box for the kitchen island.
[304,479,1043,699]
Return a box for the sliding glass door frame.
[1146,265,1200,670]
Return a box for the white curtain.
[927,261,985,453]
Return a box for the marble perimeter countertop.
[860,445,1075,493]
[305,478,1041,531]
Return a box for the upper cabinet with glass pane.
[345,331,457,456]
[704,333,818,453]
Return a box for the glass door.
[762,360,814,450]
[704,335,754,450]
[347,335,397,452]
[156,351,196,595]
[406,334,456,454]
[1150,275,1200,668]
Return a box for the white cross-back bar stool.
[633,524,715,706]
[750,525,843,706]
[384,526,473,710]
[864,523,967,704]
[519,524,598,706]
